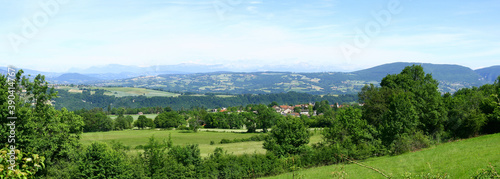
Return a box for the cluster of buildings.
[210,103,365,117]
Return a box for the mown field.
[58,86,180,97]
[80,129,323,157]
[108,114,158,120]
[95,87,180,97]
[267,133,500,179]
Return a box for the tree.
[115,114,131,130]
[107,104,111,114]
[314,100,330,114]
[268,101,278,107]
[379,65,447,136]
[80,108,114,132]
[483,76,500,134]
[77,142,132,178]
[360,65,446,146]
[255,104,280,133]
[444,88,488,138]
[263,116,311,157]
[242,112,258,133]
[1,70,84,176]
[135,115,154,129]
[323,107,382,159]
[125,115,134,126]
[154,111,185,128]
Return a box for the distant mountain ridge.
[2,62,498,94]
[475,65,500,83]
[353,62,485,84]
[91,62,496,94]
[52,73,101,84]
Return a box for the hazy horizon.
[2,0,499,72]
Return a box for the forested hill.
[353,62,483,84]
[475,65,500,83]
[95,62,491,94]
[54,89,357,111]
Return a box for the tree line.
[53,88,357,111]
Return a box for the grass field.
[97,87,180,97]
[80,129,323,157]
[266,133,500,179]
[108,114,158,120]
[60,86,180,97]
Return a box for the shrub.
[390,131,431,155]
[77,142,132,178]
[263,116,311,157]
[323,107,384,159]
[472,163,499,179]
[0,147,45,179]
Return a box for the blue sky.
[1,0,499,72]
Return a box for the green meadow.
[80,129,323,157]
[267,133,500,179]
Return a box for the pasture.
[80,129,323,157]
[267,133,500,178]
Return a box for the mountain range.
[1,62,498,94]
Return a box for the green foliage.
[80,108,114,132]
[55,89,357,111]
[389,131,431,155]
[77,142,132,178]
[1,71,84,177]
[264,116,311,157]
[323,107,383,159]
[472,163,500,179]
[139,136,169,177]
[168,144,202,167]
[444,88,488,138]
[360,65,446,151]
[219,134,266,144]
[154,111,185,128]
[134,115,154,129]
[0,147,45,179]
[255,104,281,133]
[380,65,447,136]
[113,114,132,130]
[314,100,331,114]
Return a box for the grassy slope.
[80,130,323,157]
[267,133,500,178]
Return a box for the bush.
[323,107,384,159]
[263,116,311,157]
[472,163,500,179]
[218,134,267,144]
[390,131,431,155]
[77,142,132,178]
[0,147,45,179]
[177,124,190,130]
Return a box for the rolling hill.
[4,62,498,94]
[475,65,500,83]
[51,73,101,84]
[95,62,492,94]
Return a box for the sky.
[1,0,499,72]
